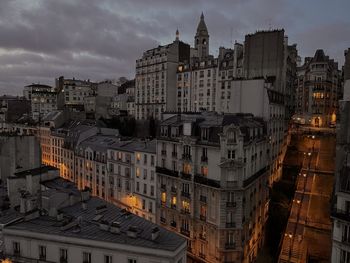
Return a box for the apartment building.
[75,135,118,200]
[133,141,157,223]
[295,49,341,127]
[156,112,270,263]
[135,32,190,120]
[107,140,157,222]
[331,48,350,263]
[63,78,96,107]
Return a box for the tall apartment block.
[295,49,341,127]
[156,112,269,263]
[331,48,350,262]
[135,32,190,120]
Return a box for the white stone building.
[135,33,190,120]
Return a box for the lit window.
[161,192,166,203]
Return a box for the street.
[279,133,335,263]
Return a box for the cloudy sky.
[0,0,349,95]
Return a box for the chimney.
[151,227,160,241]
[81,188,90,201]
[57,212,64,221]
[20,197,27,214]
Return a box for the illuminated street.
[279,133,335,263]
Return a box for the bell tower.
[194,12,209,58]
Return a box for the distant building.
[62,78,96,108]
[156,112,269,263]
[295,49,341,127]
[135,32,190,120]
[331,48,350,263]
[0,96,30,124]
[0,135,41,182]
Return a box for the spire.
[196,12,208,35]
[175,28,179,41]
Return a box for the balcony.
[160,217,166,224]
[226,201,236,208]
[331,208,350,222]
[226,222,236,228]
[180,227,190,237]
[225,243,236,250]
[200,195,207,203]
[181,191,191,199]
[199,252,206,259]
[194,174,220,188]
[201,155,208,163]
[181,172,192,181]
[200,214,206,221]
[181,208,190,215]
[161,184,166,191]
[171,186,177,193]
[170,221,177,228]
[182,153,192,161]
[156,166,179,178]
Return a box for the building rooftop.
[41,177,80,197]
[6,196,186,251]
[109,140,156,154]
[11,166,58,179]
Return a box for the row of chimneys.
[98,220,160,241]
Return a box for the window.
[136,167,140,178]
[143,183,147,194]
[39,245,46,260]
[227,150,235,159]
[60,248,68,262]
[142,199,146,209]
[143,154,147,164]
[13,241,20,256]
[340,249,350,263]
[171,196,177,208]
[136,153,141,163]
[128,259,137,263]
[182,200,190,212]
[83,252,91,263]
[161,192,166,203]
[104,255,112,263]
[150,171,155,181]
[151,155,155,166]
[143,169,147,179]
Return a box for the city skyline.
[0,0,349,95]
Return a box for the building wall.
[156,117,269,263]
[134,150,157,223]
[3,230,187,263]
[0,136,41,181]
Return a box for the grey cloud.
[0,0,349,95]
